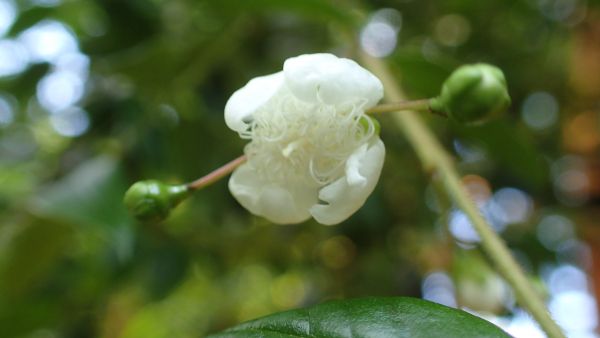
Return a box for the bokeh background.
[1,0,599,337]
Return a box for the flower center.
[243,87,375,186]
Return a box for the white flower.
[225,53,385,225]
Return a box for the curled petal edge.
[224,72,284,133]
[309,138,385,225]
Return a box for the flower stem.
[367,99,448,117]
[187,155,247,191]
[360,53,565,338]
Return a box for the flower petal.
[309,138,385,225]
[225,72,284,133]
[283,53,383,107]
[228,162,318,224]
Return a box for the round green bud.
[430,63,511,124]
[359,115,381,135]
[123,180,189,223]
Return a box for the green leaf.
[208,297,510,338]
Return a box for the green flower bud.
[123,180,190,223]
[430,63,511,124]
[359,115,381,135]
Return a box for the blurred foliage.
[0,0,599,337]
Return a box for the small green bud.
[430,63,511,124]
[359,115,381,135]
[123,180,190,223]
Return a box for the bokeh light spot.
[37,71,85,113]
[421,271,457,308]
[453,139,486,163]
[0,93,16,126]
[449,210,481,244]
[550,290,598,332]
[434,14,471,47]
[18,20,78,63]
[360,8,401,58]
[552,155,589,205]
[49,107,90,137]
[488,188,533,225]
[538,0,586,24]
[462,175,492,206]
[55,52,90,78]
[0,39,29,77]
[0,0,17,37]
[521,91,559,131]
[547,264,588,295]
[270,273,307,309]
[563,111,600,153]
[503,310,546,338]
[318,235,356,269]
[536,215,575,251]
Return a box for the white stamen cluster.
[241,89,374,187]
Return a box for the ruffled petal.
[283,53,383,108]
[225,72,284,133]
[309,138,385,225]
[228,163,318,224]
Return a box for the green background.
[0,0,598,337]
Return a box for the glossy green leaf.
[208,297,511,338]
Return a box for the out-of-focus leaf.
[8,1,107,38]
[221,0,357,27]
[0,216,73,297]
[451,119,548,190]
[209,297,510,338]
[81,0,160,55]
[0,163,35,206]
[31,155,131,228]
[391,48,455,98]
[0,63,50,101]
[119,272,221,338]
[5,6,53,36]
